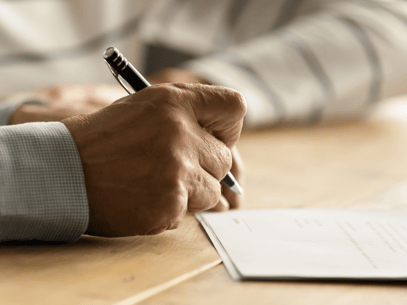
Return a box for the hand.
[149,68,245,211]
[62,83,246,237]
[148,68,210,85]
[209,147,245,211]
[9,84,125,124]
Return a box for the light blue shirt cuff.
[0,122,88,242]
[0,97,49,126]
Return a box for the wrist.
[10,104,43,125]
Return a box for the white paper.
[196,209,407,281]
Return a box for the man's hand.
[62,83,246,237]
[149,68,246,211]
[9,84,124,124]
[210,146,245,211]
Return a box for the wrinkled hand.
[149,68,245,211]
[210,146,245,211]
[9,84,125,124]
[62,83,246,237]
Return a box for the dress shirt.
[0,121,88,242]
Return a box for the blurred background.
[2,0,407,127]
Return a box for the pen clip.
[104,61,134,95]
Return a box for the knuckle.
[155,84,174,96]
[159,180,188,216]
[161,155,191,186]
[218,145,233,177]
[153,85,178,103]
[212,180,223,201]
[166,116,189,137]
[202,135,233,180]
[168,194,187,219]
[160,175,184,196]
[206,139,232,180]
[188,176,221,214]
[226,89,247,119]
[144,188,187,235]
[166,211,184,230]
[138,85,179,110]
[155,113,190,147]
[154,119,192,161]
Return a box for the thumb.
[174,83,247,148]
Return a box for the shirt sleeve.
[184,0,407,128]
[0,122,88,242]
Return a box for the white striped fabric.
[2,0,407,128]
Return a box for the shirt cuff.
[0,96,49,126]
[0,122,88,242]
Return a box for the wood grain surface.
[3,99,407,305]
[0,216,221,305]
[138,100,407,305]
[139,263,407,305]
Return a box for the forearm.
[184,0,407,128]
[0,96,49,126]
[0,122,88,242]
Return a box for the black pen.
[103,47,242,195]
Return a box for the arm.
[1,84,246,241]
[7,84,124,125]
[6,83,245,211]
[63,83,246,237]
[0,85,123,242]
[181,0,407,128]
[0,96,48,126]
[0,122,88,242]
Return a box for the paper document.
[196,209,407,281]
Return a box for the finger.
[222,147,245,209]
[209,195,230,212]
[172,83,247,149]
[198,128,233,182]
[187,169,222,214]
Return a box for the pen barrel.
[103,47,150,92]
[119,63,150,92]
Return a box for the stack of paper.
[196,209,407,281]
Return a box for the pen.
[103,46,242,195]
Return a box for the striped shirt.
[2,0,407,127]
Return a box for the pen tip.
[231,183,243,195]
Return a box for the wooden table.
[3,99,407,305]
